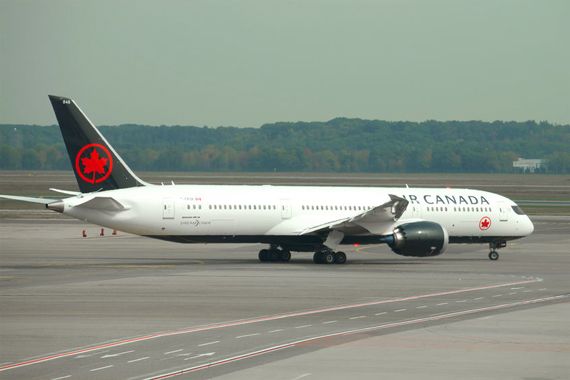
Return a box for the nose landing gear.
[488,241,506,261]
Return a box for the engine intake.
[389,221,449,257]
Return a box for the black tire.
[259,249,269,262]
[280,250,291,262]
[313,252,323,264]
[323,252,335,264]
[488,251,499,261]
[334,251,347,264]
[268,250,280,261]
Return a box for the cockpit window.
[512,205,526,215]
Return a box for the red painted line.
[0,277,541,373]
[146,294,568,380]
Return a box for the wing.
[299,194,408,236]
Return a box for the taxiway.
[0,216,568,379]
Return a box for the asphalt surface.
[0,216,568,379]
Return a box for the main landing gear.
[258,245,291,262]
[313,249,347,265]
[488,241,507,261]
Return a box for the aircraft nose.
[524,216,534,236]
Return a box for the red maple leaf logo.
[81,150,107,179]
[479,216,491,230]
[75,143,113,184]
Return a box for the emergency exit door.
[162,198,175,219]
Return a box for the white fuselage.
[60,184,534,244]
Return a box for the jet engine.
[389,221,449,257]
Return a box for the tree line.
[1,119,569,173]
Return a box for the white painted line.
[322,320,337,324]
[51,376,71,380]
[1,277,543,373]
[523,290,533,293]
[492,294,503,298]
[184,352,215,361]
[436,302,448,306]
[394,309,406,312]
[268,329,283,333]
[349,316,366,320]
[236,333,260,339]
[295,325,312,329]
[164,349,183,355]
[375,312,386,316]
[511,287,523,290]
[90,365,113,372]
[101,350,134,358]
[539,288,547,291]
[75,350,109,359]
[144,294,567,380]
[473,297,484,301]
[291,373,312,380]
[509,292,517,295]
[128,357,149,363]
[416,305,428,309]
[456,300,467,303]
[198,341,219,347]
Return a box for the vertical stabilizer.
[48,95,147,193]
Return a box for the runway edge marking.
[0,277,543,373]
[146,294,569,380]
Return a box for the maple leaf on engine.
[81,149,108,176]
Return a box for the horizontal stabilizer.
[0,194,59,204]
[49,188,81,196]
[76,196,128,211]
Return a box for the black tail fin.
[49,95,146,193]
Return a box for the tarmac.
[0,216,568,379]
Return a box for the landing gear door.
[498,202,508,222]
[162,198,175,219]
[281,199,292,219]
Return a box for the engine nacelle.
[389,221,449,257]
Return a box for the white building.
[513,157,545,173]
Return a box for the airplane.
[0,95,534,263]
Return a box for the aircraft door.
[281,200,292,219]
[162,198,175,219]
[498,202,508,221]
[409,204,421,218]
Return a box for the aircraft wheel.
[280,250,291,262]
[488,251,499,261]
[323,251,336,264]
[313,252,323,264]
[259,249,269,262]
[334,251,347,264]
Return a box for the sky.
[1,0,569,127]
